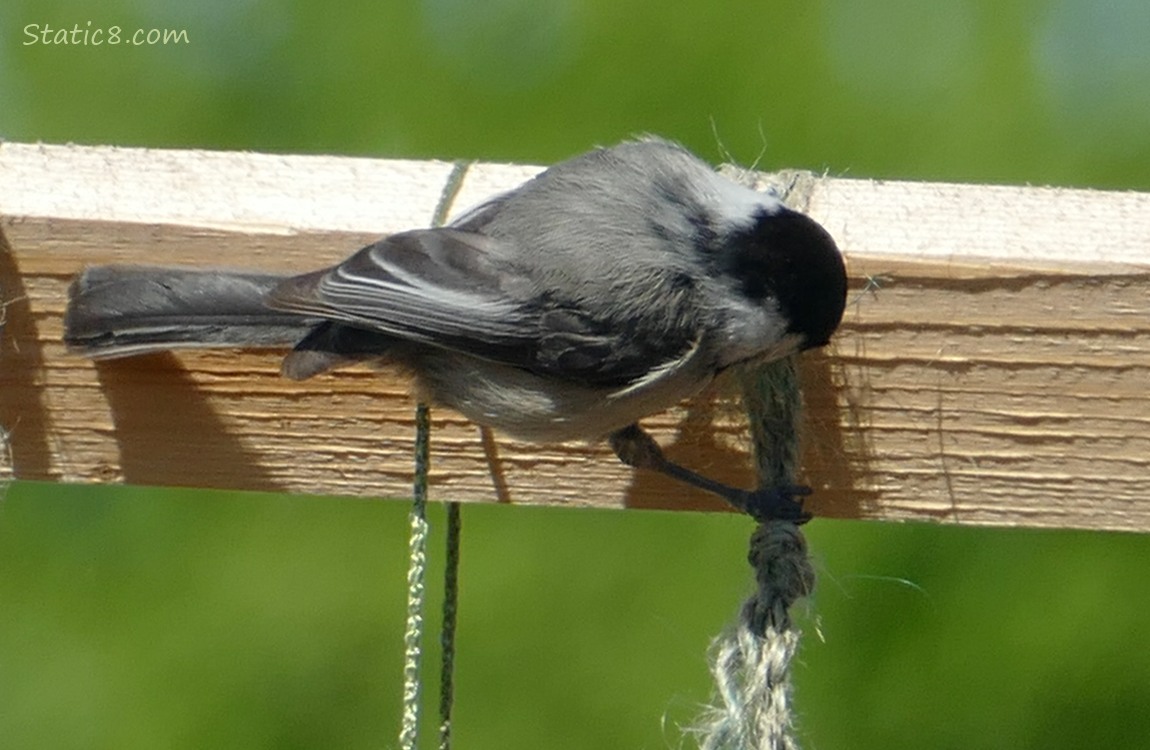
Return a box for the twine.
[691,167,823,750]
[437,500,462,750]
[398,403,432,750]
[398,161,471,750]
[693,356,816,750]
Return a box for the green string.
[398,161,471,750]
[399,403,432,750]
[437,501,462,750]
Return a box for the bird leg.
[609,423,811,523]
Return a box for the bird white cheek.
[715,309,799,369]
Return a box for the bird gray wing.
[265,228,699,388]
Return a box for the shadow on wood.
[0,228,53,479]
[94,354,288,493]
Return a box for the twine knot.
[744,522,815,636]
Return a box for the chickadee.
[65,138,847,520]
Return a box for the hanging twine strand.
[692,167,822,750]
[437,501,462,750]
[737,358,815,638]
[398,402,432,750]
[398,161,471,750]
[694,356,815,750]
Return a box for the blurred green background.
[3,0,1149,748]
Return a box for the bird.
[64,138,847,521]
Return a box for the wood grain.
[2,142,1148,531]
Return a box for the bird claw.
[741,484,813,524]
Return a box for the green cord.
[398,161,471,750]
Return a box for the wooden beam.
[1,142,1148,531]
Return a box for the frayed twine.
[691,355,816,750]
